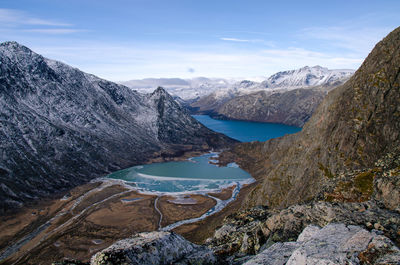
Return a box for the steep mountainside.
[215,87,327,127]
[0,42,235,214]
[219,26,400,210]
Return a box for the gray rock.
[296,225,320,242]
[243,242,299,265]
[90,231,217,265]
[208,201,400,257]
[286,224,371,265]
[244,223,400,265]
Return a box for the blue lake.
[193,115,301,142]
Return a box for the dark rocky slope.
[0,42,235,214]
[219,26,400,211]
[215,87,327,127]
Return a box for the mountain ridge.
[0,41,235,213]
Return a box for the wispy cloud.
[0,8,83,35]
[0,9,72,27]
[299,25,392,54]
[23,29,86,34]
[220,37,276,47]
[220,37,251,42]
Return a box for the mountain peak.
[298,65,327,72]
[0,41,21,47]
[153,86,168,94]
[0,41,31,52]
[150,86,174,100]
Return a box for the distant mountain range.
[122,66,354,100]
[0,42,234,213]
[120,77,240,100]
[121,66,354,127]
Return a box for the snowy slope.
[261,65,355,89]
[0,41,235,213]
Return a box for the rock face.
[244,223,400,265]
[0,41,235,213]
[90,231,217,265]
[221,26,400,210]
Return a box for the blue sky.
[0,0,399,81]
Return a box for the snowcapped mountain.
[261,65,355,89]
[0,41,235,213]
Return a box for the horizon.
[0,0,399,81]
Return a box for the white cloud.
[23,29,85,34]
[0,8,82,35]
[0,9,72,27]
[220,37,251,42]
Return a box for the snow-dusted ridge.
[262,65,355,89]
[122,66,354,101]
[0,41,235,213]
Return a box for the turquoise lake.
[107,115,301,194]
[107,153,252,193]
[193,115,301,142]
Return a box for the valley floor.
[0,178,249,264]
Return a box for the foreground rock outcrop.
[90,232,216,265]
[0,41,235,213]
[207,201,400,258]
[87,221,400,265]
[244,223,400,265]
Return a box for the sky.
[0,0,399,81]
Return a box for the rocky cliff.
[218,26,400,211]
[0,42,235,214]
